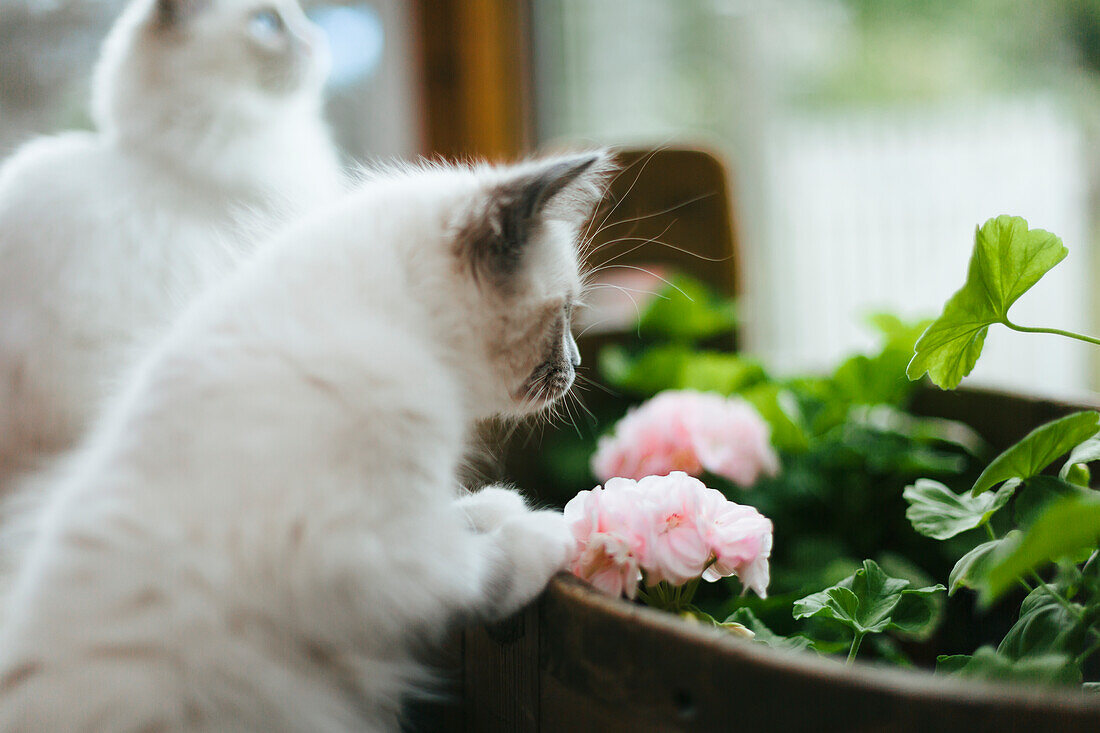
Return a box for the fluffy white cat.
[0,152,611,731]
[0,0,344,487]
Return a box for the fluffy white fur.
[0,0,344,487]
[0,153,610,731]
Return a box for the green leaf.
[936,654,972,675]
[998,585,1084,661]
[939,646,1080,686]
[723,608,813,652]
[971,411,1100,496]
[740,383,809,454]
[1060,433,1100,481]
[948,533,1020,596]
[832,314,933,409]
[597,344,765,396]
[637,274,738,342]
[792,559,944,637]
[889,587,943,640]
[832,352,912,408]
[982,493,1100,603]
[903,479,1013,540]
[867,312,934,352]
[907,216,1066,389]
[1065,464,1092,488]
[679,352,767,394]
[1013,476,1093,528]
[851,405,986,457]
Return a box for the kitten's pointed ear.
[499,151,610,237]
[465,151,613,281]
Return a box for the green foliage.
[636,273,738,342]
[833,314,932,407]
[1061,433,1100,481]
[937,647,1081,686]
[1012,476,1092,528]
[971,411,1100,496]
[793,560,944,653]
[901,216,1100,687]
[723,608,814,652]
[948,534,1018,596]
[599,344,766,396]
[542,252,1100,684]
[904,479,1013,540]
[982,493,1100,603]
[907,216,1066,389]
[738,384,809,454]
[998,585,1086,662]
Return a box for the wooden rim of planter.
[539,573,1100,729]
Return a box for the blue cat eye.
[249,8,285,39]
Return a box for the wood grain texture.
[461,604,540,732]
[537,574,1100,732]
[411,0,533,158]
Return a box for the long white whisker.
[580,146,668,247]
[584,264,692,301]
[587,190,717,249]
[582,283,670,300]
[590,220,679,272]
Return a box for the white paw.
[456,485,530,533]
[494,510,575,612]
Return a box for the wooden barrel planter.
[442,388,1100,733]
[423,148,1100,731]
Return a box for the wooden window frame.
[411,0,535,159]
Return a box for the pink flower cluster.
[564,472,773,599]
[591,390,779,487]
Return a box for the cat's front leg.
[478,508,575,621]
[455,484,531,533]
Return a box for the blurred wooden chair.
[573,147,740,360]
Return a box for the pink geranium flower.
[591,390,779,487]
[635,473,711,587]
[564,478,653,599]
[698,487,773,596]
[564,472,773,600]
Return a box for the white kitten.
[0,0,344,487]
[0,152,611,731]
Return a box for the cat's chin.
[513,371,575,413]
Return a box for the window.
[533,0,1099,397]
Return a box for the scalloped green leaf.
[904,479,1013,540]
[907,216,1066,389]
[971,411,1100,496]
[793,559,944,637]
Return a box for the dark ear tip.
[546,149,617,197]
[566,149,616,176]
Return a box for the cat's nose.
[567,334,581,368]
